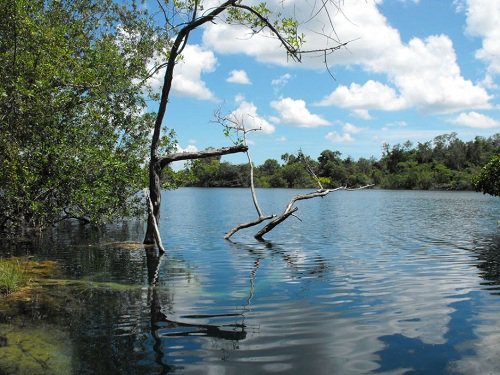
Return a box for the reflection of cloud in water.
[147,228,500,373]
[321,244,480,346]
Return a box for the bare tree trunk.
[144,145,248,246]
[144,161,162,245]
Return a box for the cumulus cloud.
[270,97,330,127]
[343,123,363,134]
[451,111,500,129]
[203,23,287,65]
[325,131,354,143]
[176,143,198,153]
[352,109,372,120]
[318,80,407,111]
[369,35,491,113]
[228,100,275,134]
[226,69,251,84]
[203,0,491,113]
[464,0,500,81]
[272,73,292,87]
[148,44,217,101]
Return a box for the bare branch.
[224,215,275,240]
[298,150,323,190]
[254,185,374,240]
[158,144,247,169]
[232,3,301,62]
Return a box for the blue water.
[1,188,499,374]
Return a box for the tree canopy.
[0,0,167,233]
[170,133,500,191]
[474,155,500,197]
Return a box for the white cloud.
[171,143,199,171]
[271,73,292,87]
[270,97,330,127]
[343,123,362,134]
[352,109,372,120]
[234,94,245,103]
[325,131,354,143]
[203,0,491,113]
[176,143,198,153]
[226,69,251,84]
[148,44,217,101]
[451,111,500,129]
[318,80,407,111]
[203,23,287,65]
[371,35,491,113]
[276,136,287,142]
[464,0,500,80]
[228,100,275,134]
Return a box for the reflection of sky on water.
[4,189,498,373]
[149,189,500,373]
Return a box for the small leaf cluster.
[474,155,500,197]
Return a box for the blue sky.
[146,0,500,166]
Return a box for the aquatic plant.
[0,258,30,295]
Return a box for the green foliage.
[226,2,305,57]
[0,258,29,295]
[0,0,165,232]
[170,133,500,191]
[474,155,500,196]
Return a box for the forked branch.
[254,185,373,240]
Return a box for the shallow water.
[1,189,499,374]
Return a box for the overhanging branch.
[158,144,248,169]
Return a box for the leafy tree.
[0,0,165,232]
[474,155,500,196]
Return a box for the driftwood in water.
[217,118,375,240]
[254,185,373,240]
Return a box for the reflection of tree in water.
[145,248,248,373]
[471,233,500,292]
[145,241,329,372]
[1,231,330,373]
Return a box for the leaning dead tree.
[215,112,276,240]
[145,0,351,247]
[219,116,373,241]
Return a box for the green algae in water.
[0,324,73,375]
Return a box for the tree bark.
[144,160,163,244]
[144,145,248,245]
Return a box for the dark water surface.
[1,189,499,374]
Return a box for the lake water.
[1,188,499,374]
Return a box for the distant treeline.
[165,133,500,191]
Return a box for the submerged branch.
[254,185,373,240]
[224,214,275,240]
